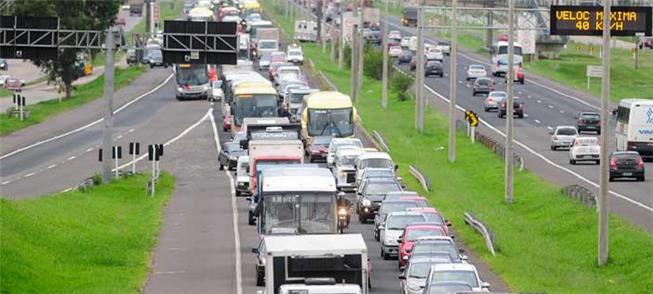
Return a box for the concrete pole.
[415,1,424,132]
[381,0,389,109]
[358,4,365,94]
[331,29,337,61]
[317,0,324,51]
[339,6,344,69]
[485,1,494,50]
[504,0,515,204]
[448,0,458,163]
[101,30,116,183]
[145,0,151,37]
[598,0,611,267]
[351,24,359,101]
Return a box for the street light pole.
[504,0,515,204]
[598,0,611,267]
[415,0,424,132]
[101,29,115,183]
[447,0,458,163]
[381,0,389,109]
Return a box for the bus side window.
[616,106,629,124]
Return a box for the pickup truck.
[498,97,524,118]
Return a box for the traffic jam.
[205,0,495,293]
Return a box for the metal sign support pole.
[471,126,476,144]
[505,0,515,204]
[114,148,119,179]
[381,0,389,109]
[101,30,115,184]
[132,152,137,174]
[448,0,458,163]
[358,3,365,94]
[415,1,425,132]
[151,160,156,196]
[18,96,24,121]
[598,1,611,267]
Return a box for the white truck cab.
[355,152,395,187]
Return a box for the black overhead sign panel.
[0,16,59,60]
[162,20,237,65]
[550,6,652,36]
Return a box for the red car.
[223,114,232,132]
[398,223,448,267]
[305,136,333,162]
[406,207,452,235]
[115,17,126,26]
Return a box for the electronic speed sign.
[550,6,652,36]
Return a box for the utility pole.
[504,0,515,204]
[381,0,389,109]
[285,0,289,17]
[145,0,151,37]
[317,0,323,50]
[415,0,424,132]
[485,1,494,50]
[598,0,611,267]
[339,4,344,69]
[101,29,116,183]
[448,0,458,163]
[331,28,336,62]
[351,24,359,101]
[358,2,365,94]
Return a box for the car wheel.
[551,146,556,151]
[518,113,524,118]
[640,175,645,181]
[472,92,476,96]
[595,160,600,165]
[149,63,153,69]
[380,247,384,257]
[219,163,224,170]
[570,159,576,165]
[256,268,265,286]
[609,176,614,182]
[368,276,372,289]
[520,80,524,85]
[484,107,489,112]
[359,213,364,223]
[597,130,601,135]
[236,190,241,196]
[248,212,255,225]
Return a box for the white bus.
[615,99,653,160]
[490,41,523,77]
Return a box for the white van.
[294,20,318,42]
[490,41,523,77]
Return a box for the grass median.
[0,173,175,293]
[261,0,653,292]
[0,65,146,136]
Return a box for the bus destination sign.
[550,6,652,36]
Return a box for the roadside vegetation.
[0,173,175,294]
[0,65,146,136]
[261,0,653,292]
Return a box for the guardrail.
[372,130,390,152]
[408,165,431,192]
[476,131,525,172]
[561,184,597,208]
[463,212,497,256]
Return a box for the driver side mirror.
[394,164,399,171]
[481,281,491,289]
[397,236,403,243]
[549,130,554,135]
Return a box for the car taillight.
[610,158,617,170]
[519,103,524,109]
[637,158,645,168]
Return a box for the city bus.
[301,91,358,142]
[615,99,653,160]
[174,64,210,100]
[232,83,279,133]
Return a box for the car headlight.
[362,199,371,206]
[177,87,184,92]
[203,85,210,91]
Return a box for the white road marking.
[86,148,93,152]
[523,114,529,118]
[167,247,182,251]
[547,126,554,130]
[208,110,243,294]
[1,180,11,185]
[67,156,76,161]
[537,99,542,103]
[527,95,532,99]
[560,110,565,114]
[548,105,554,109]
[0,74,174,161]
[154,271,186,275]
[534,119,541,124]
[47,164,57,169]
[128,128,135,133]
[116,135,123,139]
[24,172,35,178]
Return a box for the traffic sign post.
[147,144,164,196]
[112,145,122,179]
[586,65,603,89]
[129,142,141,174]
[465,110,479,144]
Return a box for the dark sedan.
[356,178,403,223]
[498,97,524,118]
[576,111,601,134]
[609,151,645,181]
[398,50,413,64]
[472,77,495,96]
[306,135,333,162]
[219,142,247,170]
[425,61,443,77]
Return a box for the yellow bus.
[232,83,278,133]
[301,91,358,141]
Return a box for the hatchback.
[550,126,579,150]
[472,77,494,96]
[609,151,645,181]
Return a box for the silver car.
[550,126,578,150]
[483,91,506,112]
[400,255,456,294]
[466,64,487,80]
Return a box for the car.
[569,136,601,165]
[425,47,443,62]
[398,224,448,268]
[355,152,396,186]
[223,114,232,132]
[210,80,224,101]
[472,77,495,96]
[609,151,645,181]
[436,41,451,55]
[498,96,524,118]
[286,47,304,65]
[425,61,443,77]
[0,58,7,71]
[406,236,466,265]
[423,263,490,292]
[219,142,247,170]
[422,281,474,294]
[379,212,427,260]
[399,255,457,294]
[483,91,506,112]
[389,45,404,58]
[505,68,525,84]
[388,37,401,47]
[333,147,366,191]
[359,168,399,188]
[466,64,487,80]
[306,135,333,162]
[405,207,451,234]
[400,36,411,48]
[235,156,250,196]
[356,178,403,223]
[384,191,419,201]
[388,30,402,40]
[327,138,363,168]
[550,126,579,150]
[398,50,413,64]
[146,48,165,68]
[575,111,601,134]
[221,15,241,23]
[126,47,138,65]
[374,200,421,241]
[115,17,126,26]
[258,53,272,70]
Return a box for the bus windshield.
[498,45,523,55]
[176,65,208,86]
[262,193,336,234]
[307,108,354,137]
[234,94,279,125]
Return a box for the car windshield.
[380,202,418,214]
[581,113,600,119]
[430,270,479,288]
[422,213,445,225]
[407,228,444,240]
[413,242,457,257]
[387,215,425,230]
[361,158,392,169]
[470,65,484,70]
[427,284,473,294]
[577,138,598,146]
[409,261,433,278]
[260,54,272,62]
[557,128,578,136]
[366,182,401,195]
[234,94,279,124]
[176,65,208,86]
[288,51,302,56]
[290,92,308,104]
[476,79,492,86]
[338,155,359,166]
[331,140,363,152]
[263,193,336,234]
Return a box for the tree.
[12,0,120,98]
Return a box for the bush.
[391,72,413,101]
[363,48,388,81]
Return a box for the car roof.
[556,125,577,129]
[431,263,478,272]
[405,223,445,230]
[388,211,424,217]
[359,152,392,160]
[415,236,454,242]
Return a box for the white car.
[400,37,411,48]
[425,47,443,62]
[333,147,365,191]
[436,42,451,55]
[569,137,600,165]
[550,126,578,150]
[235,156,250,196]
[210,80,224,101]
[466,64,487,80]
[380,212,426,259]
[286,48,304,65]
[389,46,403,58]
[388,30,401,40]
[327,138,364,168]
[424,263,490,292]
[483,91,506,112]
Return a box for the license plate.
[623,172,632,176]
